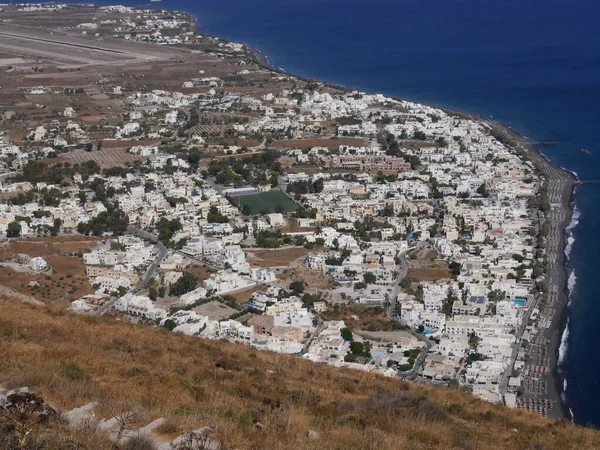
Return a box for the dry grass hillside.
[1,299,599,449]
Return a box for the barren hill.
[1,299,598,449]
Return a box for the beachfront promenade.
[497,131,576,419]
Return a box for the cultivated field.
[277,262,336,290]
[0,236,100,308]
[185,263,216,282]
[322,304,404,333]
[246,246,315,268]
[192,300,238,321]
[56,148,142,169]
[226,285,264,304]
[406,248,452,281]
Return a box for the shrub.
[340,327,353,342]
[350,341,365,356]
[61,363,88,381]
[289,280,305,294]
[356,391,449,422]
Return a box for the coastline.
[495,126,576,420]
[155,5,576,420]
[242,42,576,420]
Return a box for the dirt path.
[0,285,44,306]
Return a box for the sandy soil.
[276,261,336,290]
[245,246,314,268]
[406,248,451,281]
[0,236,100,308]
[227,285,265,304]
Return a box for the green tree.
[289,280,305,294]
[350,341,365,356]
[6,221,21,238]
[363,272,377,284]
[169,272,198,297]
[340,327,353,342]
[476,184,489,198]
[77,206,129,237]
[157,218,182,243]
[313,178,324,193]
[163,319,177,331]
[241,204,252,216]
[449,261,461,277]
[468,332,480,349]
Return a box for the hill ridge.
[0,299,598,449]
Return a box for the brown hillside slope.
[0,299,598,450]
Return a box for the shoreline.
[242,39,576,420]
[485,123,576,420]
[136,4,576,421]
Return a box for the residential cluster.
[0,3,547,412]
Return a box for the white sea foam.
[558,165,579,178]
[558,318,570,368]
[566,206,580,232]
[558,205,580,420]
[561,379,569,415]
[564,206,580,260]
[565,207,580,303]
[565,236,575,260]
[558,319,570,365]
[567,271,577,306]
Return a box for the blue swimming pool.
[512,299,526,307]
[372,349,387,358]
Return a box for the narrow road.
[385,242,433,377]
[96,296,118,316]
[301,317,324,354]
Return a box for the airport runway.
[0,25,186,66]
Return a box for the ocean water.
[93,0,599,426]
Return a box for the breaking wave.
[565,206,580,303]
[567,271,577,304]
[558,318,570,368]
[558,317,571,421]
[558,204,580,421]
[560,166,579,179]
[566,206,580,234]
[565,236,575,260]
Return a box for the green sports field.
[231,190,298,215]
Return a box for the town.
[0,3,563,424]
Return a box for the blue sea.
[96,0,599,426]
